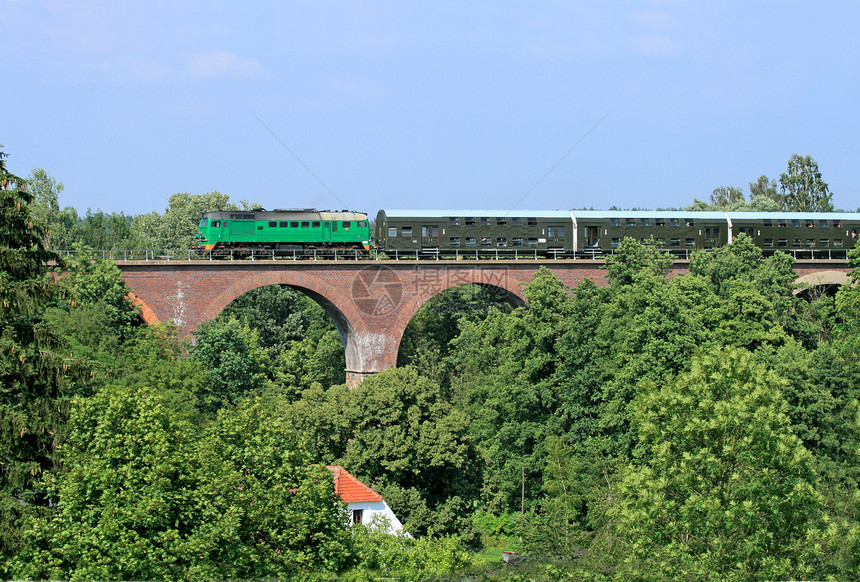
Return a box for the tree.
[778,154,834,212]
[749,174,779,202]
[709,185,745,208]
[130,191,244,250]
[606,348,825,580]
[0,149,82,565]
[13,388,352,580]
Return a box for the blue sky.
[3,1,859,216]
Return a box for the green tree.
[607,348,825,580]
[0,149,82,565]
[778,153,834,212]
[709,185,745,208]
[188,318,267,412]
[749,174,779,202]
[13,388,351,580]
[131,191,244,250]
[602,237,673,287]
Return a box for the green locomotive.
[194,208,371,255]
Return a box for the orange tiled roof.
[328,466,383,504]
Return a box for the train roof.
[201,209,367,221]
[378,209,571,218]
[378,209,860,221]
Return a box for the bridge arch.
[794,270,850,296]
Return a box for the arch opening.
[397,283,525,382]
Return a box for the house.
[328,466,405,535]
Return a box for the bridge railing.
[53,247,852,262]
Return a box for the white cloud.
[185,50,264,78]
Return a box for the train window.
[685,238,695,247]
[465,217,476,225]
[401,227,412,237]
[480,237,491,246]
[806,239,815,247]
[342,222,350,230]
[670,218,681,227]
[610,218,620,227]
[655,218,666,227]
[512,217,523,226]
[833,220,842,228]
[269,221,277,228]
[640,218,651,227]
[792,238,801,247]
[279,221,289,227]
[527,238,538,247]
[611,238,620,247]
[257,226,263,230]
[301,222,310,228]
[818,220,828,228]
[512,237,523,246]
[496,218,507,226]
[497,237,507,247]
[449,237,460,246]
[212,221,221,227]
[670,238,681,247]
[778,239,787,247]
[763,238,773,247]
[626,218,636,226]
[324,222,330,228]
[820,239,829,247]
[777,219,787,227]
[291,221,299,228]
[465,237,476,246]
[547,226,565,238]
[806,220,815,228]
[481,217,490,226]
[792,219,801,227]
[448,217,460,226]
[312,222,320,228]
[358,221,367,227]
[685,219,695,227]
[762,219,772,227]
[834,239,844,248]
[388,227,397,237]
[527,217,538,226]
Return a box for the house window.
[352,509,363,525]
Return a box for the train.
[194,208,860,259]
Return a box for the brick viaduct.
[116,259,850,385]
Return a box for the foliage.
[283,366,479,538]
[13,389,351,580]
[0,149,85,566]
[606,348,826,580]
[188,317,267,412]
[342,520,478,580]
[602,237,673,286]
[778,153,834,212]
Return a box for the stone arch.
[200,274,365,381]
[794,270,850,296]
